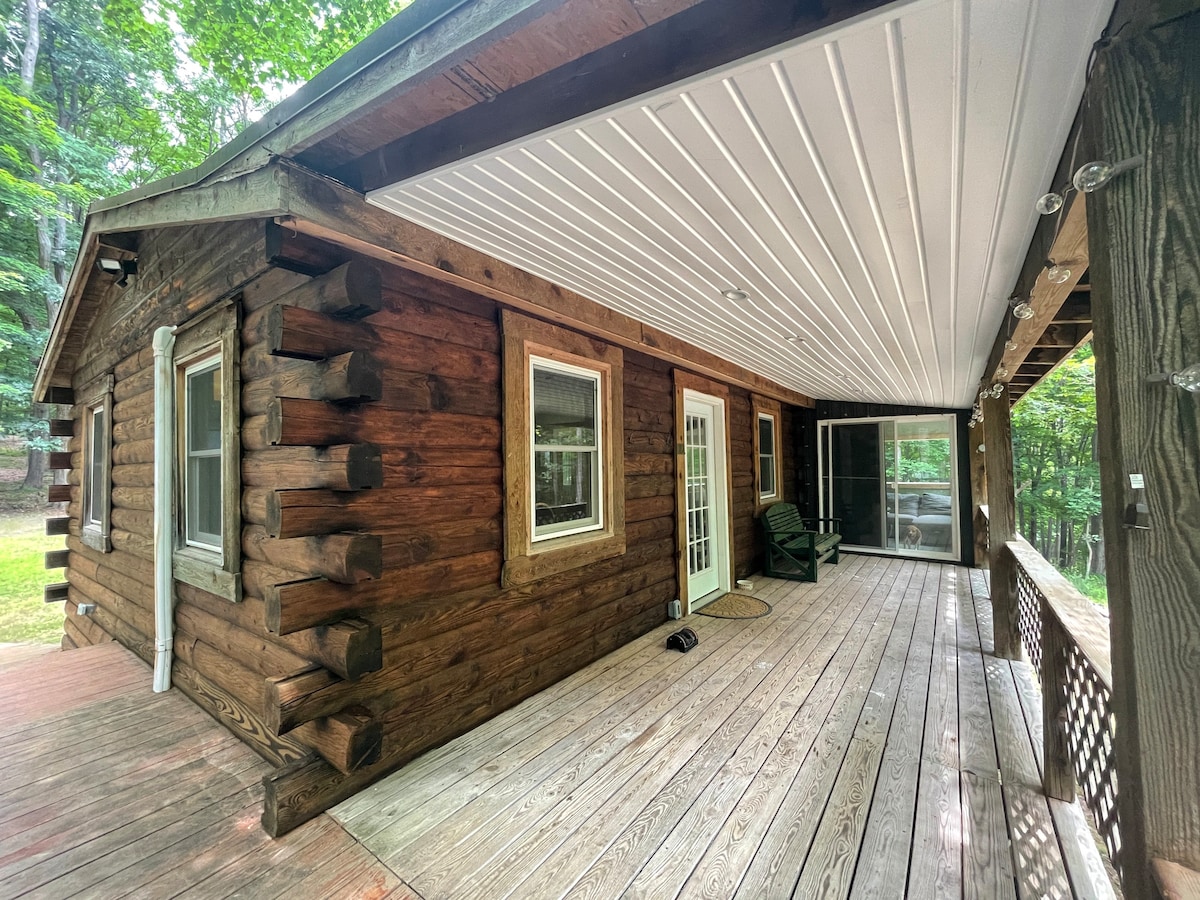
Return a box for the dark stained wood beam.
[335,0,894,192]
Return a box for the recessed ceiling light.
[721,288,750,302]
[785,335,806,343]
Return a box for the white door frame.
[681,389,731,612]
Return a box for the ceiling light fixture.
[1011,293,1035,320]
[1005,339,1019,352]
[721,288,750,302]
[1073,155,1145,193]
[785,335,805,343]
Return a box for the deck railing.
[1004,536,1122,877]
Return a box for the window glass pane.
[87,407,105,524]
[188,364,221,453]
[533,366,595,447]
[534,449,597,534]
[188,455,223,543]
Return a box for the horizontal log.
[266,667,342,734]
[49,418,74,437]
[173,601,314,679]
[49,451,73,470]
[61,633,77,650]
[175,580,381,681]
[625,474,673,500]
[45,548,70,569]
[112,485,152,510]
[626,429,672,454]
[268,304,378,361]
[112,439,154,466]
[292,708,382,774]
[68,534,154,582]
[111,507,152,537]
[114,365,153,403]
[378,519,501,569]
[246,483,502,538]
[625,452,674,476]
[276,259,383,321]
[113,390,153,424]
[242,526,382,584]
[44,582,69,603]
[48,484,71,503]
[266,549,502,634]
[113,345,153,382]
[111,463,153,488]
[111,527,153,561]
[245,399,498,450]
[46,516,70,536]
[626,494,674,522]
[241,348,383,413]
[242,444,383,491]
[112,413,154,445]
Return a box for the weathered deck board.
[332,556,1115,900]
[0,641,402,898]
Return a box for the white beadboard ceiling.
[367,0,1113,408]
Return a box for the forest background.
[0,0,1104,642]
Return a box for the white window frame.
[182,353,224,554]
[172,300,241,602]
[79,374,114,553]
[530,355,604,542]
[757,412,778,502]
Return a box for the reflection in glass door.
[820,415,958,560]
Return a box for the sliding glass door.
[819,414,958,560]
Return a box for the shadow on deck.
[0,554,1117,899]
[332,554,1117,899]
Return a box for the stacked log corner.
[237,258,388,780]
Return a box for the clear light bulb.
[1046,264,1071,284]
[990,383,1005,398]
[968,419,977,428]
[1005,339,1018,352]
[996,364,1009,378]
[1074,161,1115,192]
[1149,363,1200,392]
[1013,301,1035,320]
[1036,192,1064,215]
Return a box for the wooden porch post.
[969,431,989,567]
[982,386,1020,659]
[1085,7,1200,895]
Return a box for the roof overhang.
[366,0,1114,408]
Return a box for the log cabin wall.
[56,217,805,834]
[60,219,318,766]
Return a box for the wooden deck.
[332,554,1117,899]
[0,641,414,899]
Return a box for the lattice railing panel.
[1064,640,1122,875]
[1015,565,1043,672]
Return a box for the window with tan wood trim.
[502,309,624,586]
[752,395,783,510]
[80,374,113,553]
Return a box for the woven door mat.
[694,592,772,619]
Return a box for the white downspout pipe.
[152,326,176,692]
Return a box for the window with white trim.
[758,413,778,501]
[183,354,223,551]
[531,358,603,541]
[172,300,241,602]
[80,374,113,552]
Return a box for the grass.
[0,512,65,644]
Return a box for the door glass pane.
[894,419,954,553]
[829,422,883,548]
[685,413,712,576]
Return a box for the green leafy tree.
[1012,345,1104,600]
[0,0,407,490]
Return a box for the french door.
[683,393,729,608]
